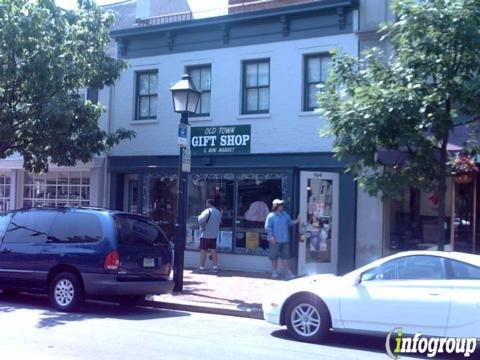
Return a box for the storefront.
[383,174,480,256]
[0,157,105,210]
[109,152,357,275]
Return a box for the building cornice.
[111,0,358,38]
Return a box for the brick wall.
[228,0,319,14]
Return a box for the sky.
[55,0,229,14]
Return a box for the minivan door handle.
[1,248,11,254]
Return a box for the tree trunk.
[437,132,449,251]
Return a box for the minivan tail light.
[104,251,120,271]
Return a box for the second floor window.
[136,70,158,120]
[242,59,270,114]
[188,65,211,116]
[304,54,331,111]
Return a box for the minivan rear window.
[49,212,103,243]
[113,214,169,247]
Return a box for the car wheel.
[49,272,84,312]
[117,296,145,307]
[285,295,330,342]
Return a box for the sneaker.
[197,266,206,273]
[272,271,280,279]
[212,266,219,273]
[285,271,295,280]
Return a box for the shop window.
[23,172,90,208]
[242,59,270,114]
[143,172,288,256]
[143,175,177,242]
[303,54,331,111]
[385,185,452,255]
[235,178,282,255]
[127,179,139,214]
[187,65,211,116]
[0,173,11,211]
[187,175,235,252]
[135,70,158,120]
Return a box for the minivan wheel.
[117,295,145,307]
[49,272,84,312]
[285,295,330,343]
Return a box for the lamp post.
[170,74,200,292]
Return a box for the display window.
[0,173,11,211]
[142,174,177,242]
[187,174,234,251]
[235,177,283,255]
[143,172,289,256]
[23,172,90,208]
[383,180,470,254]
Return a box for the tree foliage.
[318,0,480,249]
[0,0,134,172]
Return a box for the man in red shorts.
[198,199,222,272]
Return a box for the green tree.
[318,0,480,250]
[0,0,134,173]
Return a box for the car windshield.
[113,214,169,247]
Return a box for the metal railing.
[136,0,320,27]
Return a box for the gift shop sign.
[190,125,251,155]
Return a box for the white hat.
[272,199,284,210]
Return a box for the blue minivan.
[0,208,173,311]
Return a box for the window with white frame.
[23,172,90,208]
[135,70,158,120]
[188,65,211,116]
[304,54,331,111]
[0,173,11,211]
[242,59,270,114]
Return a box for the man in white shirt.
[197,199,222,272]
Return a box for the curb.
[143,300,264,320]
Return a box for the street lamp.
[170,74,200,292]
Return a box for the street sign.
[182,148,191,173]
[178,124,189,147]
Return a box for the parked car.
[0,208,173,311]
[263,251,480,342]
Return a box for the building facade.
[106,0,364,274]
[355,0,480,263]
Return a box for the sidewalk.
[144,268,282,319]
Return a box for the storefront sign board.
[190,125,251,155]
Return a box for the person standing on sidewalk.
[198,199,222,272]
[265,199,300,279]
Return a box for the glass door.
[298,171,339,275]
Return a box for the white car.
[263,251,480,342]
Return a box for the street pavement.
[0,292,414,360]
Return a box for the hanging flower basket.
[448,155,478,184]
[455,173,473,184]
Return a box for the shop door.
[298,172,339,275]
